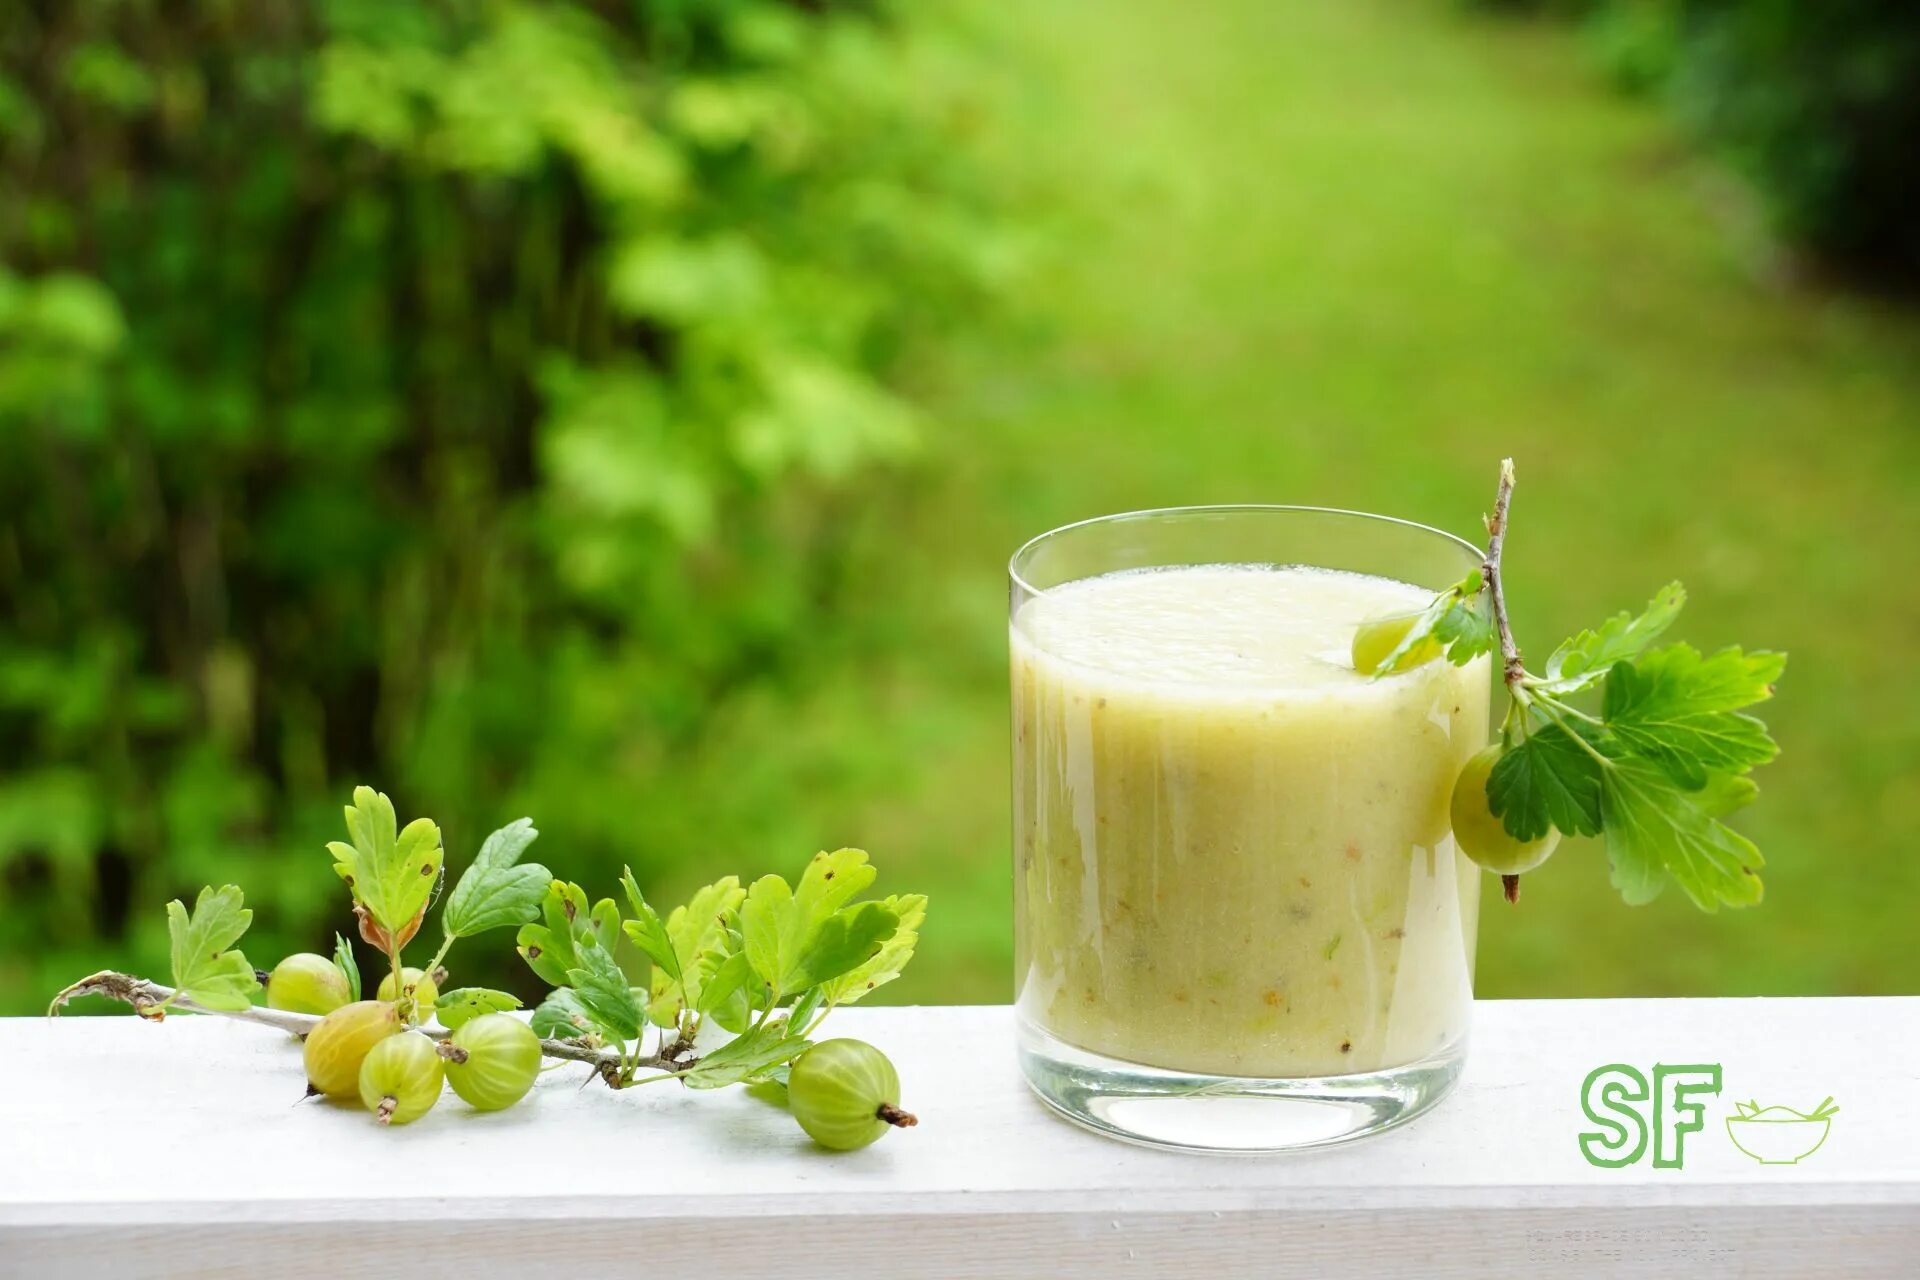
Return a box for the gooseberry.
[304,999,401,1099]
[265,953,350,1016]
[1352,613,1442,675]
[787,1038,917,1151]
[376,966,439,1021]
[358,1030,444,1126]
[1450,743,1561,874]
[441,1013,541,1112]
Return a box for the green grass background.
[667,0,1920,1006]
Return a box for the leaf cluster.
[323,788,551,1020]
[528,848,923,1085]
[73,783,928,1133]
[1463,584,1786,910]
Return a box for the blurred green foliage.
[7,0,1920,1019]
[1467,0,1920,279]
[0,0,1008,1009]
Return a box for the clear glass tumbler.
[1010,506,1490,1152]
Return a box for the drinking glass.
[1010,506,1489,1152]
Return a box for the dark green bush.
[1462,0,1920,279]
[1673,0,1920,279]
[0,0,1007,1009]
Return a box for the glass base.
[1018,1019,1467,1153]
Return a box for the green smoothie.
[1011,564,1488,1078]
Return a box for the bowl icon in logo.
[1725,1097,1838,1165]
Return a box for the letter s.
[1579,1064,1649,1168]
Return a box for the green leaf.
[793,848,880,922]
[530,988,596,1040]
[1487,720,1609,840]
[441,818,551,938]
[565,938,643,1044]
[165,885,259,1011]
[784,985,827,1033]
[326,786,442,935]
[1539,582,1686,695]
[787,990,825,1043]
[739,849,881,998]
[789,900,899,991]
[682,1023,811,1090]
[332,931,361,1002]
[646,876,746,1026]
[619,868,679,985]
[747,1066,792,1098]
[1603,647,1782,787]
[1600,757,1764,910]
[1626,644,1786,714]
[1374,571,1490,674]
[824,893,926,1005]
[433,987,523,1030]
[516,881,619,986]
[693,949,756,1032]
[1692,772,1760,818]
[738,872,794,995]
[1432,580,1496,666]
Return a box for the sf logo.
[1579,1063,1722,1169]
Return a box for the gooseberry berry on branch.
[303,1000,401,1099]
[441,1013,541,1112]
[265,953,350,1016]
[358,1031,445,1125]
[1450,743,1561,875]
[376,966,440,1021]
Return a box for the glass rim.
[1008,503,1484,598]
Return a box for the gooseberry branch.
[47,815,926,1148]
[1480,457,1525,705]
[49,970,674,1077]
[1475,460,1527,905]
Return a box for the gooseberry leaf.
[693,948,756,1033]
[565,938,643,1044]
[823,893,927,1005]
[1431,579,1496,665]
[789,900,899,991]
[619,868,679,986]
[442,818,550,939]
[1600,756,1763,910]
[331,931,361,1002]
[530,987,596,1040]
[433,987,523,1030]
[645,876,746,1027]
[738,873,793,993]
[1487,720,1609,841]
[1691,771,1759,818]
[516,881,619,986]
[326,786,443,935]
[784,985,827,1036]
[738,849,882,998]
[683,1023,811,1090]
[1374,570,1489,675]
[1601,645,1785,787]
[165,885,259,1011]
[1539,582,1686,695]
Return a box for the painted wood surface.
[2,999,1916,1278]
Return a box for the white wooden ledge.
[2,999,1916,1278]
